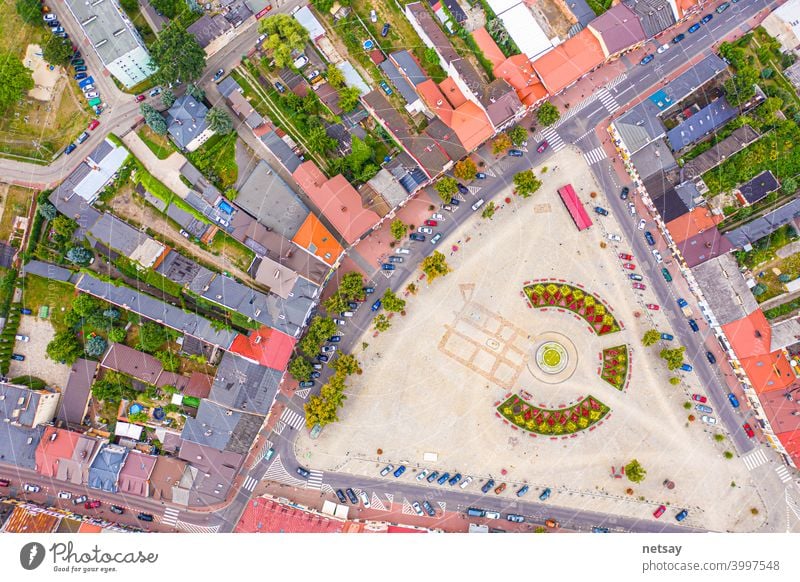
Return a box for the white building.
[763,0,800,53]
[486,0,554,60]
[64,0,154,88]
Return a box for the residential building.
[737,171,780,207]
[186,14,235,56]
[205,352,283,415]
[100,343,165,386]
[622,0,678,38]
[380,51,428,113]
[149,456,194,505]
[0,381,60,428]
[49,138,129,205]
[166,95,215,152]
[665,98,736,152]
[293,5,326,41]
[291,213,345,266]
[763,0,800,52]
[87,444,129,493]
[236,160,309,239]
[680,125,760,180]
[492,54,548,108]
[725,199,800,249]
[484,0,554,60]
[1,505,61,534]
[531,29,606,95]
[229,325,297,369]
[587,3,647,58]
[37,428,102,485]
[87,212,169,269]
[56,359,98,427]
[177,440,244,506]
[63,0,153,88]
[117,451,157,497]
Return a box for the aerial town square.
[1,0,800,547]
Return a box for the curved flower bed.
[524,281,621,335]
[498,394,610,435]
[600,345,629,391]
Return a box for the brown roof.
[482,79,523,128]
[57,358,97,426]
[587,3,646,57]
[425,118,467,161]
[149,456,190,503]
[406,2,458,64]
[2,505,60,533]
[184,372,213,399]
[101,343,164,385]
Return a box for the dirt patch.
[534,0,575,39]
[24,44,61,102]
[8,316,71,389]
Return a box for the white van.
[342,311,354,317]
[484,510,500,519]
[471,198,485,211]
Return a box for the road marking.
[540,127,565,152]
[583,147,607,165]
[295,387,311,400]
[467,185,482,195]
[176,521,220,533]
[280,408,305,430]
[402,498,415,515]
[273,420,286,435]
[596,88,620,114]
[776,465,793,483]
[306,469,324,490]
[369,492,388,511]
[786,489,800,522]
[742,448,769,471]
[242,476,258,492]
[437,501,447,512]
[261,454,307,487]
[161,507,179,526]
[606,72,628,91]
[482,167,497,177]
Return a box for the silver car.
[380,464,394,476]
[418,226,433,234]
[695,404,712,414]
[701,415,717,425]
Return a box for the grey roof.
[224,0,253,26]
[166,95,210,150]
[101,343,164,385]
[614,104,666,154]
[207,352,282,415]
[260,130,302,173]
[739,170,780,205]
[87,212,148,256]
[650,179,689,222]
[566,0,597,27]
[390,50,428,86]
[725,198,800,248]
[587,3,646,55]
[177,440,242,506]
[156,252,205,286]
[187,14,233,49]
[623,0,676,37]
[426,118,467,162]
[180,162,222,205]
[682,125,760,180]
[674,181,703,210]
[236,160,309,238]
[431,0,467,22]
[691,254,759,326]
[769,318,800,352]
[630,139,677,181]
[165,204,211,239]
[181,400,264,454]
[22,260,73,282]
[482,79,523,128]
[57,359,98,426]
[380,59,420,105]
[49,176,103,239]
[76,274,238,348]
[666,99,737,152]
[0,423,44,470]
[654,54,728,114]
[87,444,128,493]
[217,76,241,98]
[367,168,411,208]
[0,382,51,428]
[406,2,459,64]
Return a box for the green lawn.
[20,273,75,332]
[137,126,175,160]
[186,133,238,190]
[0,185,34,244]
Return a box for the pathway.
[121,131,191,199]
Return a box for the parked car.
[640,54,654,65]
[381,263,395,271]
[44,14,57,21]
[422,501,436,517]
[661,267,672,282]
[629,274,643,281]
[64,143,77,155]
[73,495,88,505]
[88,119,100,131]
[335,489,347,504]
[149,87,162,97]
[672,33,686,43]
[380,465,394,477]
[481,479,495,494]
[393,465,406,478]
[618,253,633,261]
[418,226,433,234]
[410,233,425,242]
[213,68,225,82]
[332,319,345,326]
[660,332,674,340]
[632,282,646,290]
[381,23,390,37]
[637,219,646,230]
[627,202,636,216]
[321,345,336,353]
[688,319,699,332]
[545,519,560,529]
[74,72,87,80]
[85,91,99,99]
[84,500,101,509]
[680,363,693,372]
[437,472,450,485]
[456,182,468,195]
[379,81,393,95]
[508,149,523,157]
[516,485,529,497]
[57,491,71,499]
[411,501,424,516]
[345,488,358,504]
[507,514,525,523]
[426,471,439,483]
[448,473,462,486]
[728,393,740,408]
[20,308,32,315]
[296,466,312,478]
[431,233,443,245]
[537,141,548,153]
[371,300,382,312]
[299,381,314,388]
[706,351,716,364]
[701,14,713,24]
[688,23,701,33]
[475,172,486,179]
[416,469,428,481]
[644,231,656,245]
[692,394,707,403]
[657,43,670,54]
[15,334,29,342]
[23,484,41,493]
[701,415,717,425]
[76,131,90,144]
[652,249,663,263]
[424,219,438,227]
[607,233,622,242]
[460,476,473,489]
[716,2,730,13]
[494,482,506,494]
[328,335,342,343]
[620,187,629,200]
[594,207,609,216]
[646,304,660,310]
[539,487,552,501]
[653,505,667,518]
[370,9,377,22]
[136,513,154,522]
[622,263,635,270]
[74,66,87,73]
[316,354,329,362]
[274,81,286,93]
[675,509,689,522]
[743,423,755,438]
[11,354,25,361]
[449,198,460,206]
[135,94,146,102]
[592,526,610,533]
[695,404,712,414]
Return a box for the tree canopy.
[288,356,314,382]
[492,133,511,155]
[641,329,661,347]
[46,331,83,365]
[298,316,338,357]
[421,251,451,284]
[390,219,408,241]
[258,14,310,69]
[381,288,406,313]
[508,126,527,146]
[537,101,560,126]
[513,170,542,198]
[207,106,234,134]
[723,66,758,106]
[150,23,206,84]
[659,347,686,370]
[435,177,458,202]
[625,459,647,483]
[150,0,186,18]
[338,86,361,112]
[0,53,34,112]
[138,321,170,353]
[140,103,168,135]
[15,0,41,24]
[42,36,74,67]
[453,158,477,181]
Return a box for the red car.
[645,303,659,310]
[88,119,100,131]
[622,263,635,270]
[424,219,438,227]
[618,253,633,261]
[743,423,755,438]
[691,394,707,403]
[653,505,666,519]
[135,94,146,102]
[84,500,101,509]
[632,282,646,290]
[537,141,548,153]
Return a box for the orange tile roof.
[531,29,605,95]
[451,102,495,152]
[438,77,466,108]
[494,54,549,107]
[292,161,381,244]
[78,522,104,533]
[739,352,796,394]
[2,505,60,533]
[417,79,454,126]
[665,206,723,244]
[229,326,297,370]
[235,498,344,533]
[35,426,79,478]
[292,213,344,266]
[472,27,506,68]
[676,0,700,18]
[722,311,772,360]
[777,430,800,467]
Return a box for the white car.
[44,13,57,21]
[657,44,670,54]
[23,484,41,493]
[628,202,636,216]
[416,469,428,481]
[607,233,622,242]
[85,91,99,99]
[15,334,29,342]
[333,318,346,325]
[81,85,95,93]
[380,464,394,476]
[431,213,444,221]
[395,247,410,255]
[701,415,717,425]
[58,491,72,499]
[418,226,433,234]
[652,249,663,263]
[370,9,377,22]
[412,501,424,516]
[459,476,473,489]
[637,219,646,231]
[359,490,371,508]
[256,33,267,45]
[321,345,337,353]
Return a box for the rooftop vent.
[82,16,97,25]
[95,39,108,48]
[113,29,125,37]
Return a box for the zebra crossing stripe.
[541,128,565,152]
[280,408,305,430]
[306,470,324,490]
[583,147,607,165]
[606,72,628,91]
[295,388,311,399]
[402,498,415,515]
[176,521,220,534]
[161,507,179,526]
[437,501,447,512]
[243,476,258,491]
[787,490,800,521]
[274,421,286,436]
[467,185,481,195]
[742,449,768,471]
[776,465,793,483]
[597,88,620,114]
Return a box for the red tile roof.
[229,326,297,370]
[721,311,772,360]
[666,206,722,245]
[417,79,454,126]
[292,161,381,244]
[35,427,79,478]
[471,27,506,68]
[494,54,548,107]
[739,352,796,395]
[235,498,344,533]
[438,77,466,108]
[417,79,493,152]
[291,212,345,266]
[558,184,593,231]
[532,29,605,95]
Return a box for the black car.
[345,488,359,504]
[688,319,699,332]
[450,198,460,206]
[481,479,495,494]
[422,500,436,517]
[317,354,330,362]
[410,233,426,242]
[296,466,311,479]
[110,505,124,515]
[644,231,656,246]
[381,23,390,37]
[311,371,321,379]
[672,33,686,44]
[136,513,154,522]
[299,381,315,388]
[456,183,468,195]
[620,187,629,200]
[347,301,359,309]
[275,81,286,93]
[328,335,342,343]
[335,489,347,504]
[706,351,716,364]
[426,471,439,483]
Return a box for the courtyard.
[295,148,763,532]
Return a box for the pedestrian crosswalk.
[176,520,220,534]
[786,490,800,521]
[161,507,179,526]
[242,475,259,492]
[742,448,769,471]
[596,88,620,114]
[583,147,607,165]
[280,408,305,431]
[540,127,565,152]
[776,464,793,483]
[606,72,628,91]
[306,469,324,490]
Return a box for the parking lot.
[8,316,70,389]
[295,147,762,532]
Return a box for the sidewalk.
[121,130,191,198]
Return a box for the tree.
[513,169,542,198]
[15,0,41,24]
[91,371,133,403]
[161,87,176,108]
[423,47,439,67]
[659,347,686,371]
[306,121,336,153]
[723,65,758,106]
[508,126,528,146]
[84,335,107,357]
[453,158,477,181]
[72,294,99,317]
[373,314,391,332]
[304,371,347,427]
[288,356,314,381]
[66,246,93,266]
[669,377,681,385]
[330,353,361,376]
[52,215,77,241]
[119,0,138,11]
[0,53,34,112]
[138,321,168,353]
[537,101,560,126]
[299,316,338,356]
[492,133,512,155]
[259,14,310,69]
[108,327,127,343]
[207,106,234,134]
[38,202,57,220]
[140,103,168,135]
[42,36,73,67]
[156,350,180,372]
[435,176,458,202]
[338,86,361,112]
[390,219,408,241]
[46,331,82,365]
[783,176,798,195]
[324,293,349,315]
[338,272,365,300]
[151,0,185,18]
[625,459,647,483]
[186,83,205,101]
[381,288,406,313]
[150,23,206,84]
[327,65,345,88]
[421,251,451,284]
[641,329,661,347]
[481,201,496,219]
